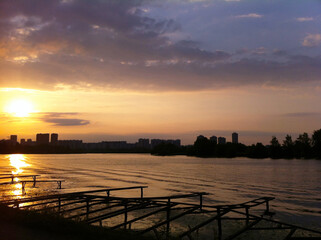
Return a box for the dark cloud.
[38,112,90,126]
[283,112,321,118]
[44,118,90,126]
[0,0,321,91]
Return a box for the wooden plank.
[66,201,128,220]
[110,203,178,230]
[86,201,151,224]
[0,186,148,205]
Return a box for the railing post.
[217,207,222,240]
[33,175,37,187]
[245,206,249,225]
[124,200,128,229]
[166,198,171,239]
[265,200,270,214]
[199,193,203,211]
[141,187,144,199]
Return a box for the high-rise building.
[51,133,58,143]
[232,132,238,144]
[210,136,217,144]
[218,137,226,144]
[36,133,50,144]
[10,135,17,143]
[21,139,26,144]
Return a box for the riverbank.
[0,205,152,240]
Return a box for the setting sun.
[5,99,35,117]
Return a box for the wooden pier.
[1,185,320,240]
[0,174,64,193]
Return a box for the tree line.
[151,129,321,159]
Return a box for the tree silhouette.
[294,133,312,159]
[312,129,321,158]
[269,136,282,158]
[282,135,294,158]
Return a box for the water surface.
[0,154,320,230]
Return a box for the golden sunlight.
[5,99,35,117]
[7,154,30,174]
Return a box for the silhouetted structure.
[210,136,217,144]
[2,130,321,159]
[20,139,26,144]
[151,139,181,148]
[51,133,58,143]
[10,135,17,143]
[58,140,83,150]
[218,137,226,144]
[232,132,238,144]
[137,138,150,148]
[36,133,50,144]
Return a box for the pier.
[1,183,320,240]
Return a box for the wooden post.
[265,200,270,214]
[245,206,249,225]
[124,200,128,229]
[21,181,26,190]
[106,190,110,198]
[217,207,222,240]
[199,194,203,211]
[141,187,144,199]
[32,175,37,187]
[166,198,171,239]
[11,175,14,183]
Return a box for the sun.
[5,99,35,117]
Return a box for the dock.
[1,185,320,240]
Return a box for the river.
[0,153,320,230]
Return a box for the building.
[218,137,226,144]
[210,136,217,144]
[151,139,181,148]
[137,138,150,148]
[58,140,83,149]
[20,139,26,144]
[51,133,58,143]
[232,132,238,144]
[36,133,50,144]
[10,135,17,143]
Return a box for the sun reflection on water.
[7,154,30,174]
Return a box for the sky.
[0,0,321,145]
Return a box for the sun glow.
[5,99,35,117]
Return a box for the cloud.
[38,112,90,126]
[283,112,321,118]
[235,13,263,18]
[0,0,321,92]
[296,17,313,22]
[302,34,321,47]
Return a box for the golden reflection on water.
[7,154,30,174]
[4,154,31,198]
